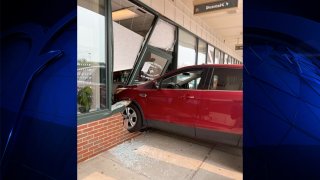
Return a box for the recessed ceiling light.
[112,9,139,21]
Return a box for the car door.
[142,67,209,137]
[196,67,243,146]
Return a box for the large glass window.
[78,0,106,114]
[227,56,232,64]
[178,29,197,68]
[112,0,155,87]
[197,39,207,65]
[219,52,224,64]
[207,45,214,64]
[224,54,229,64]
[214,49,221,64]
[210,68,243,90]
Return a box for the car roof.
[158,64,242,80]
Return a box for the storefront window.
[207,45,214,64]
[77,0,106,114]
[178,29,197,68]
[214,49,221,64]
[112,0,155,87]
[220,52,224,64]
[197,39,207,65]
[224,54,229,64]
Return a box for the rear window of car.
[209,68,242,91]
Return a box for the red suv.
[115,64,243,146]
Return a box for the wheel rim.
[123,107,137,128]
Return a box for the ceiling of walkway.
[185,0,243,57]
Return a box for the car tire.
[122,103,142,133]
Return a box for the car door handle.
[180,95,195,99]
[139,93,147,98]
[186,95,195,99]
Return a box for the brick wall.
[77,113,140,162]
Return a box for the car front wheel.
[122,104,142,132]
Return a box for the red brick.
[77,146,83,152]
[99,141,110,148]
[94,139,104,145]
[77,132,87,139]
[77,141,88,147]
[89,144,99,151]
[83,135,94,141]
[93,123,103,129]
[78,156,87,163]
[94,125,107,132]
[99,120,107,125]
[94,131,104,138]
[82,150,93,158]
[83,142,94,149]
[77,124,88,130]
[87,129,99,136]
[78,149,88,155]
[108,126,120,132]
[82,127,93,133]
[88,121,99,127]
[94,146,106,154]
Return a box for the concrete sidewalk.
[78,130,243,180]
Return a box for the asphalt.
[78,130,243,180]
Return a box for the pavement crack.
[189,145,215,180]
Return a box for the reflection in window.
[214,49,220,64]
[178,29,197,68]
[227,56,231,64]
[197,40,207,65]
[112,0,155,88]
[224,54,229,64]
[219,52,224,64]
[210,75,219,90]
[207,45,214,64]
[77,0,106,114]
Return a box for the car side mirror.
[154,81,160,89]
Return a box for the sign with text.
[194,0,238,14]
[235,44,243,50]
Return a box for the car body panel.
[197,90,243,134]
